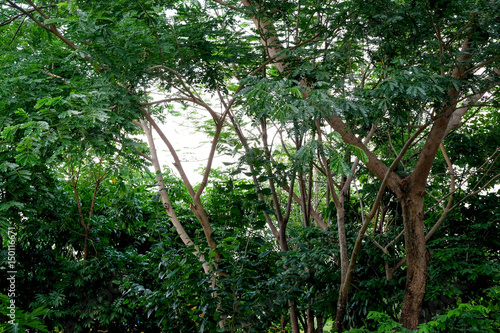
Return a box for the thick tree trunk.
[399,191,430,329]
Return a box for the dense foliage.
[1,0,499,332]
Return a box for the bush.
[345,288,500,333]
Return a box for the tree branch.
[141,108,196,198]
[463,55,500,76]
[424,143,455,241]
[0,6,54,27]
[227,110,279,238]
[25,0,49,19]
[6,0,80,53]
[88,157,108,221]
[195,122,223,200]
[112,137,152,162]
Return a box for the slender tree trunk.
[83,227,89,260]
[334,289,348,332]
[316,311,324,333]
[399,191,430,329]
[279,227,301,333]
[289,302,300,333]
[307,305,315,333]
[138,120,212,274]
[334,195,349,332]
[336,196,349,283]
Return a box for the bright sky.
[148,109,232,185]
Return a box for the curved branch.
[195,121,223,200]
[5,0,51,32]
[424,147,500,214]
[137,119,212,274]
[25,0,49,19]
[326,115,403,196]
[0,6,54,27]
[424,143,455,241]
[141,108,196,198]
[6,0,79,53]
[141,97,198,106]
[148,65,222,123]
[342,123,378,194]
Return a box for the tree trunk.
[279,228,301,333]
[307,307,315,333]
[316,311,324,333]
[334,194,349,332]
[399,190,430,329]
[289,302,301,333]
[334,289,348,332]
[138,120,212,274]
[336,196,349,284]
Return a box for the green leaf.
[0,201,25,212]
[349,144,369,164]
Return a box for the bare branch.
[326,115,404,196]
[44,71,71,84]
[0,6,53,27]
[195,122,223,200]
[424,143,456,241]
[424,147,500,214]
[141,97,197,106]
[450,173,500,212]
[227,110,280,238]
[25,0,49,19]
[8,15,26,45]
[88,157,108,220]
[6,0,80,53]
[137,120,213,274]
[463,55,500,76]
[148,65,222,123]
[342,123,377,194]
[141,108,196,198]
[5,0,51,32]
[283,176,296,224]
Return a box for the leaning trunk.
[400,191,430,329]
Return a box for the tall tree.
[2,0,499,332]
[207,0,500,329]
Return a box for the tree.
[211,0,500,329]
[1,0,499,332]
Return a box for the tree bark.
[316,311,324,333]
[279,225,301,333]
[307,307,315,333]
[399,190,430,329]
[333,194,349,332]
[137,120,212,274]
[336,196,349,284]
[334,289,348,332]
